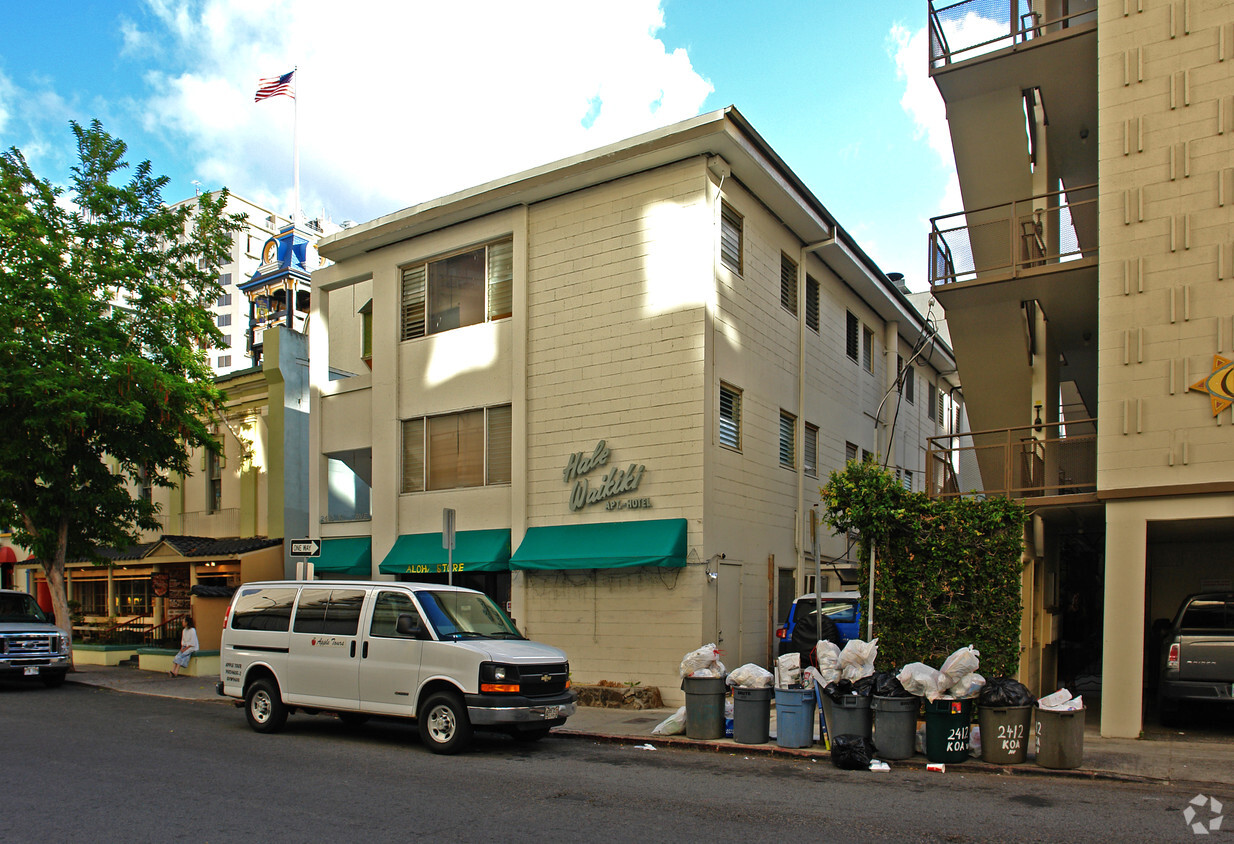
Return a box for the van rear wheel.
[419,691,472,754]
[245,678,288,733]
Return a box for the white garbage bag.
[727,663,774,688]
[897,662,943,701]
[937,645,980,691]
[679,643,726,678]
[652,706,687,735]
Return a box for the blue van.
[775,592,863,657]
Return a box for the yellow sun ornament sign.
[1190,355,1234,415]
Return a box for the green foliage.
[0,120,244,632]
[821,460,1026,676]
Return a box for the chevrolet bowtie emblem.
[541,674,552,683]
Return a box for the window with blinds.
[780,253,797,316]
[779,410,796,469]
[898,355,915,404]
[862,326,874,373]
[806,275,819,333]
[719,383,741,450]
[845,441,858,464]
[928,383,937,420]
[720,202,743,274]
[804,422,819,477]
[401,405,512,493]
[400,237,513,341]
[846,311,859,361]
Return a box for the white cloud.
[127,0,713,225]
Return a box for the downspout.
[797,238,832,595]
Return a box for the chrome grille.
[2,634,57,657]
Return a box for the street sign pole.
[290,539,320,581]
[443,508,456,587]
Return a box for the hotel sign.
[562,440,650,512]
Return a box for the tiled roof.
[73,535,283,563]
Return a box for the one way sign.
[290,539,320,557]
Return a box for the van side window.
[292,589,367,636]
[370,591,422,639]
[231,587,298,631]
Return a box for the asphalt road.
[1,681,1221,843]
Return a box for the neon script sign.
[562,440,648,512]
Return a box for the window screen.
[719,384,741,450]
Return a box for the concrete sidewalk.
[66,665,1234,789]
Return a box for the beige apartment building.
[308,108,961,703]
[927,0,1233,736]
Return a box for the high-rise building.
[926,0,1233,737]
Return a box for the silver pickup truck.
[1158,592,1234,723]
[0,589,71,687]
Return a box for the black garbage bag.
[979,676,1037,707]
[852,674,876,697]
[831,734,875,770]
[872,671,912,698]
[823,676,876,702]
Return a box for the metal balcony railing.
[926,420,1097,500]
[929,0,1098,69]
[928,184,1097,287]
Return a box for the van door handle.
[362,641,369,659]
[350,641,356,658]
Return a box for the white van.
[216,581,576,753]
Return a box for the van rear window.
[231,588,298,631]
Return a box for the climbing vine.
[821,460,1026,677]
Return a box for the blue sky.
[0,1,955,291]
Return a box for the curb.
[553,729,1164,787]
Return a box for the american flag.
[254,70,295,102]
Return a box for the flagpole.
[292,65,300,228]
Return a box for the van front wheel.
[246,678,288,733]
[419,691,472,754]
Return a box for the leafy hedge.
[820,460,1026,677]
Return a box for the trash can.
[977,705,1033,764]
[825,694,873,742]
[774,687,817,748]
[681,676,727,739]
[871,695,920,760]
[924,698,974,763]
[732,687,772,744]
[1034,706,1085,769]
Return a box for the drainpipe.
[797,239,832,594]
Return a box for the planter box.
[73,643,139,666]
[136,648,220,678]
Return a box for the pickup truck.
[1157,592,1234,723]
[0,588,71,687]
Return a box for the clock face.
[263,240,277,264]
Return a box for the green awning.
[378,528,511,575]
[313,537,372,577]
[510,518,687,571]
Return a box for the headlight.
[479,662,520,694]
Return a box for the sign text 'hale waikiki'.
[562,440,650,512]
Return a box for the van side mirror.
[396,613,425,638]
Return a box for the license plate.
[542,706,560,719]
[23,667,38,676]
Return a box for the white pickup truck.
[0,589,71,687]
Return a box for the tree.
[821,459,1026,677]
[0,120,244,646]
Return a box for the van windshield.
[417,591,525,641]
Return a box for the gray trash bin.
[774,687,816,748]
[732,686,772,744]
[681,676,727,739]
[978,705,1032,764]
[825,694,873,742]
[1034,706,1084,769]
[871,695,920,760]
